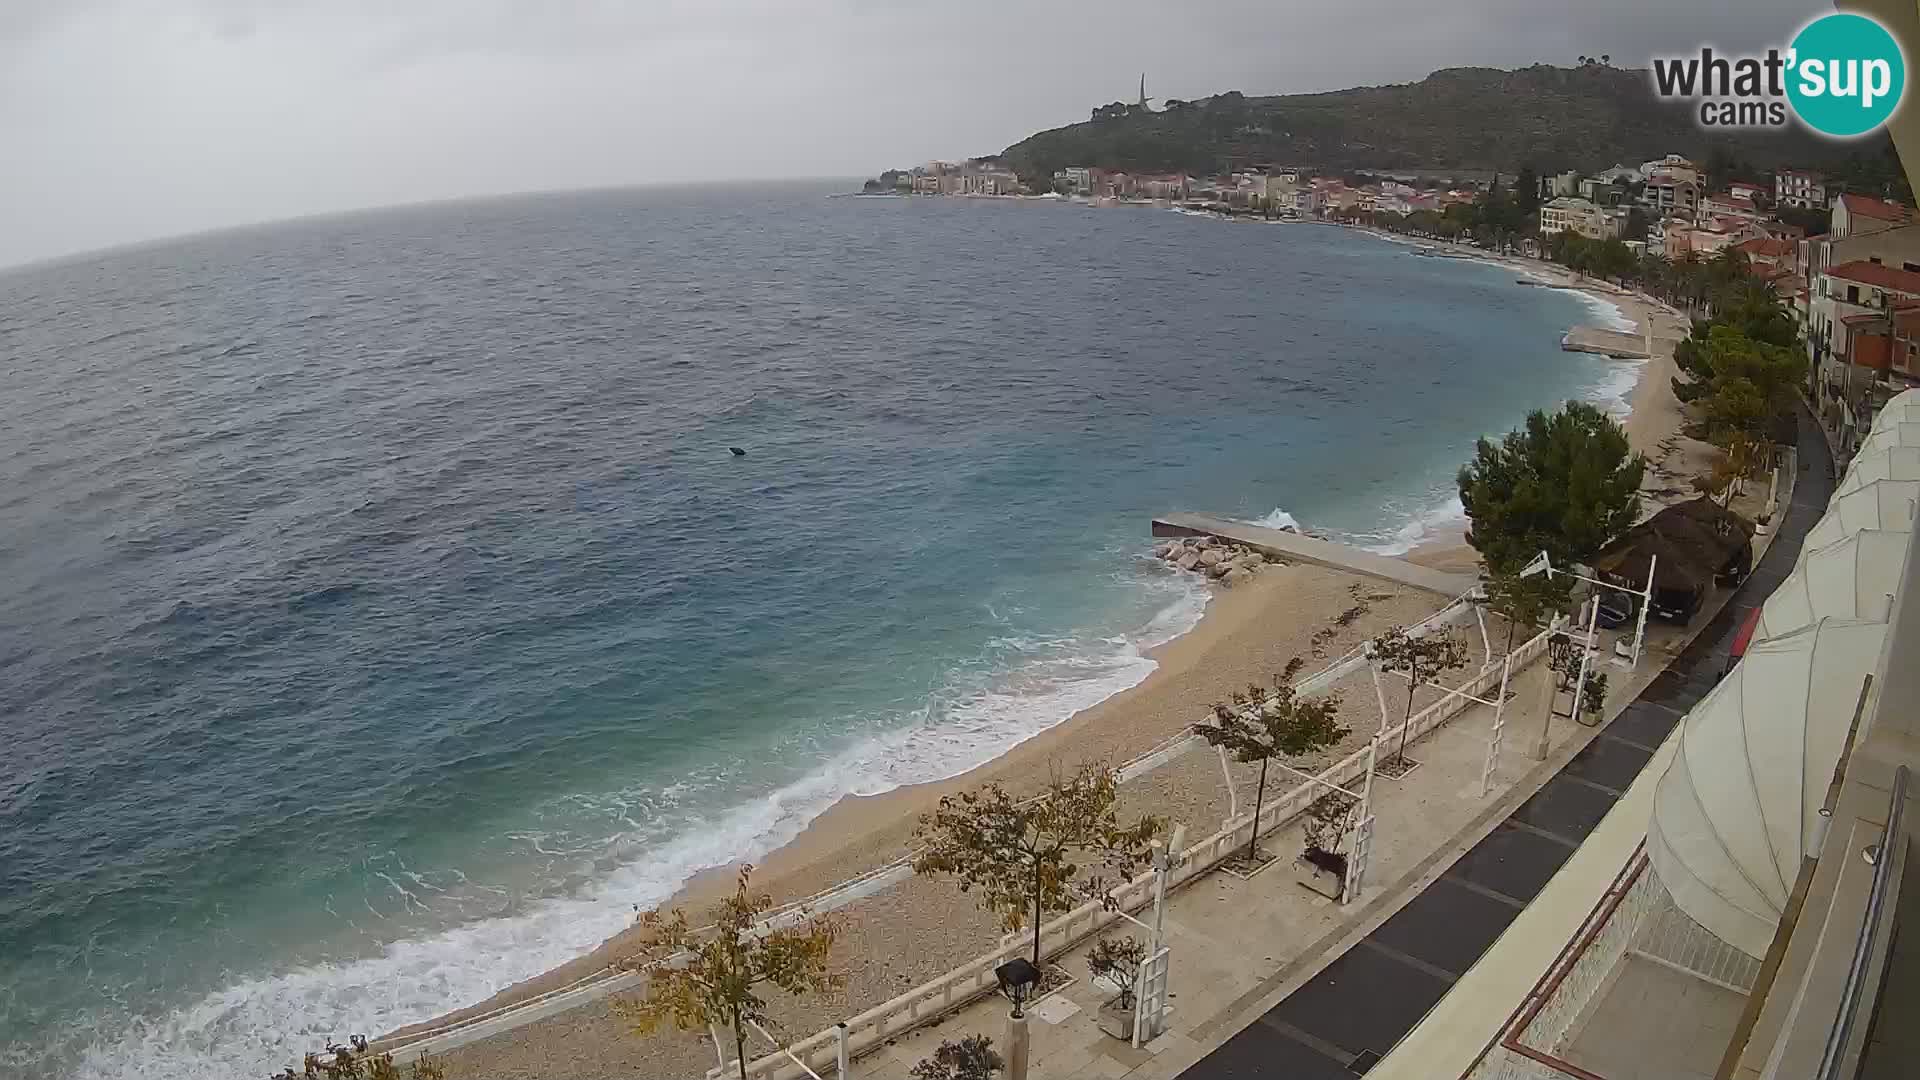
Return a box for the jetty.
[1562,324,1653,359]
[1151,512,1478,597]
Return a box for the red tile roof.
[1734,236,1794,258]
[1827,260,1920,294]
[1840,193,1911,222]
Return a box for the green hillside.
[1000,64,1890,181]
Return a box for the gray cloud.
[0,0,1816,267]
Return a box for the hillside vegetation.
[1000,64,1885,180]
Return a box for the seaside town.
[16,19,1920,1080]
[869,149,1918,456]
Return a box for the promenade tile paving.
[1173,402,1832,1079]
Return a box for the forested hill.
[1000,64,1890,180]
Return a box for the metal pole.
[1150,841,1169,952]
[1474,604,1493,668]
[1481,654,1513,797]
[1631,554,1656,668]
[1570,597,1599,723]
[1005,1013,1031,1080]
[1368,656,1392,735]
[835,1023,849,1080]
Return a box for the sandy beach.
[407,250,1706,1079]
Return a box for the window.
[1849,285,1861,303]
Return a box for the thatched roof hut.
[1593,498,1755,620]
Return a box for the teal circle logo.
[1787,13,1906,137]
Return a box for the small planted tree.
[1087,934,1150,1009]
[1193,657,1348,863]
[616,866,840,1080]
[911,1035,1004,1080]
[1371,626,1470,770]
[1300,790,1359,879]
[913,763,1163,969]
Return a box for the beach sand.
[412,254,1706,1078]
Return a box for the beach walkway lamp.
[1520,549,1652,668]
[995,957,1040,1018]
[995,957,1041,1080]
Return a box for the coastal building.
[1053,166,1092,194]
[1137,173,1191,200]
[1832,192,1912,239]
[1810,261,1920,428]
[1775,166,1829,209]
[1641,169,1703,219]
[1540,169,1581,199]
[1733,234,1796,276]
[1538,196,1617,240]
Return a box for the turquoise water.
[0,184,1636,1078]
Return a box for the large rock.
[1153,542,1176,559]
[1224,567,1254,587]
[1199,549,1224,567]
[1177,553,1201,572]
[1208,561,1232,579]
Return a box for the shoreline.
[395,236,1695,1057]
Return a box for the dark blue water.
[0,183,1637,1078]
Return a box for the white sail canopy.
[1870,402,1920,433]
[1648,618,1889,958]
[1759,531,1908,638]
[1854,422,1920,459]
[1838,446,1920,496]
[1801,479,1920,551]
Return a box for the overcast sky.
[0,0,1819,267]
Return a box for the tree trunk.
[1394,663,1419,764]
[734,1008,749,1080]
[1248,756,1269,861]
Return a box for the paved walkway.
[1151,513,1478,597]
[1174,403,1834,1078]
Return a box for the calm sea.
[0,183,1636,1078]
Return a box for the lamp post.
[995,958,1041,1080]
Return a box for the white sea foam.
[1249,506,1301,531]
[61,572,1212,1080]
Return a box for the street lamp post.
[995,958,1041,1080]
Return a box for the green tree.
[616,867,840,1080]
[1193,657,1348,861]
[912,763,1163,968]
[1456,401,1646,573]
[1370,626,1470,768]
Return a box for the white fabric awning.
[1854,422,1920,459]
[1870,402,1920,433]
[1802,479,1920,551]
[1759,531,1908,638]
[1648,618,1889,958]
[1838,446,1920,496]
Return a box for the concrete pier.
[1562,325,1654,359]
[1151,512,1478,597]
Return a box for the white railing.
[739,621,1560,1080]
[379,583,1517,1070]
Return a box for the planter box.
[1097,997,1137,1040]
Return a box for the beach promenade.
[838,405,1828,1080]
